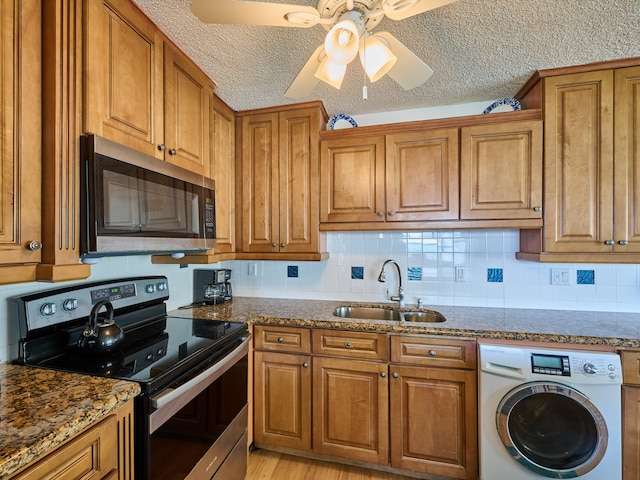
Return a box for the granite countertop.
[0,364,140,479]
[170,297,640,348]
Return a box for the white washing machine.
[479,343,622,479]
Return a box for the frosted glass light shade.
[324,16,361,64]
[359,35,397,82]
[314,56,347,89]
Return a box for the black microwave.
[80,134,216,258]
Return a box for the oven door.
[143,335,250,480]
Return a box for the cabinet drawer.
[254,325,311,353]
[620,349,640,385]
[312,329,388,360]
[391,335,476,369]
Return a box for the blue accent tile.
[408,267,422,281]
[351,266,364,280]
[577,269,595,285]
[487,268,503,283]
[287,266,298,278]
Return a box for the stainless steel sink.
[332,306,446,323]
[402,311,447,323]
[332,306,402,321]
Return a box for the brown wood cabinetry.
[10,401,134,480]
[85,0,212,174]
[238,103,328,259]
[0,0,43,283]
[619,349,640,480]
[253,326,312,451]
[389,336,478,479]
[460,121,542,221]
[517,62,640,262]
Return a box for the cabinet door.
[460,121,542,220]
[320,136,386,223]
[241,113,279,253]
[278,108,321,253]
[85,0,164,159]
[211,95,235,253]
[0,0,42,268]
[389,365,478,479]
[543,71,614,253]
[313,356,388,464]
[386,129,459,222]
[163,43,211,175]
[254,351,311,451]
[623,386,640,480]
[614,66,640,253]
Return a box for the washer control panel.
[530,352,571,376]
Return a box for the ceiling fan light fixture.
[359,34,397,82]
[324,11,364,64]
[314,55,347,89]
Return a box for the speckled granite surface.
[0,364,140,479]
[170,297,640,348]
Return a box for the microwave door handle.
[148,334,251,434]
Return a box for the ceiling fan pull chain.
[363,85,368,100]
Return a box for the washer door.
[496,382,608,479]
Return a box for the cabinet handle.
[302,362,309,368]
[344,342,353,349]
[277,337,284,343]
[168,148,177,155]
[429,350,437,357]
[604,240,615,246]
[619,240,628,246]
[392,372,399,378]
[271,243,277,248]
[387,210,396,216]
[380,372,386,378]
[533,206,542,212]
[157,144,166,151]
[27,241,43,251]
[376,211,384,217]
[280,243,285,248]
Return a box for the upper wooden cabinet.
[460,120,542,221]
[0,0,43,283]
[517,63,640,262]
[85,0,212,175]
[238,103,328,258]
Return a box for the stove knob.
[156,282,167,291]
[145,284,156,293]
[40,302,56,315]
[63,299,78,311]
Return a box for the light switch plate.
[551,268,570,285]
[248,262,258,276]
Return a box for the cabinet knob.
[380,372,386,378]
[392,372,399,378]
[344,342,353,349]
[157,144,166,151]
[168,148,177,156]
[277,337,284,343]
[429,350,437,357]
[376,211,384,217]
[271,243,277,248]
[280,243,285,248]
[302,362,309,368]
[387,210,396,216]
[604,240,615,246]
[619,240,628,246]
[533,205,542,212]
[27,241,43,251]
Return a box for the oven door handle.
[149,334,251,434]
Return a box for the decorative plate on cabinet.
[483,98,522,114]
[328,113,357,129]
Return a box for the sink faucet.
[378,259,404,308]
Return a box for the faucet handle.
[416,297,423,308]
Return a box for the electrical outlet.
[248,262,258,276]
[551,268,570,285]
[455,266,467,282]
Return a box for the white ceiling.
[132,0,640,118]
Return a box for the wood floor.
[246,449,415,480]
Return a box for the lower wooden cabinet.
[620,349,640,480]
[253,325,478,479]
[11,401,134,480]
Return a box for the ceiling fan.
[190,0,459,98]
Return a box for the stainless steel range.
[13,276,249,480]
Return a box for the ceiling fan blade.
[285,45,324,98]
[191,0,320,28]
[383,0,459,21]
[375,32,433,90]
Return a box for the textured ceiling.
[132,0,640,119]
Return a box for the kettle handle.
[89,301,115,330]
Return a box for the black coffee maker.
[193,269,232,304]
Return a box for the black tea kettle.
[77,301,125,355]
